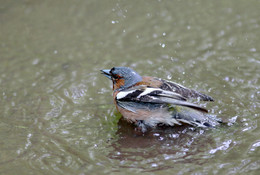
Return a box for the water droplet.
[111,20,119,24]
[250,141,260,151]
[32,58,39,65]
[153,33,158,38]
[224,77,229,81]
[62,130,69,134]
[250,48,256,52]
[151,163,158,167]
[159,137,164,141]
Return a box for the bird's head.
[101,67,142,91]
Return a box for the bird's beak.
[100,69,112,79]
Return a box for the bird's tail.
[172,107,222,128]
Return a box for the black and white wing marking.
[159,79,214,101]
[116,86,208,113]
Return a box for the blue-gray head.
[101,67,142,91]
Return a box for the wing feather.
[159,79,214,101]
[116,86,208,113]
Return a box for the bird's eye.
[110,67,123,80]
[110,68,119,79]
[112,74,121,80]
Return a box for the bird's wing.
[116,85,208,113]
[158,79,214,101]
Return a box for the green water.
[0,0,259,174]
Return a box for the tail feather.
[173,107,221,128]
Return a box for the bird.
[101,67,222,132]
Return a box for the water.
[0,0,259,174]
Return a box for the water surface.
[0,0,259,174]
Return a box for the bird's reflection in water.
[108,118,217,171]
